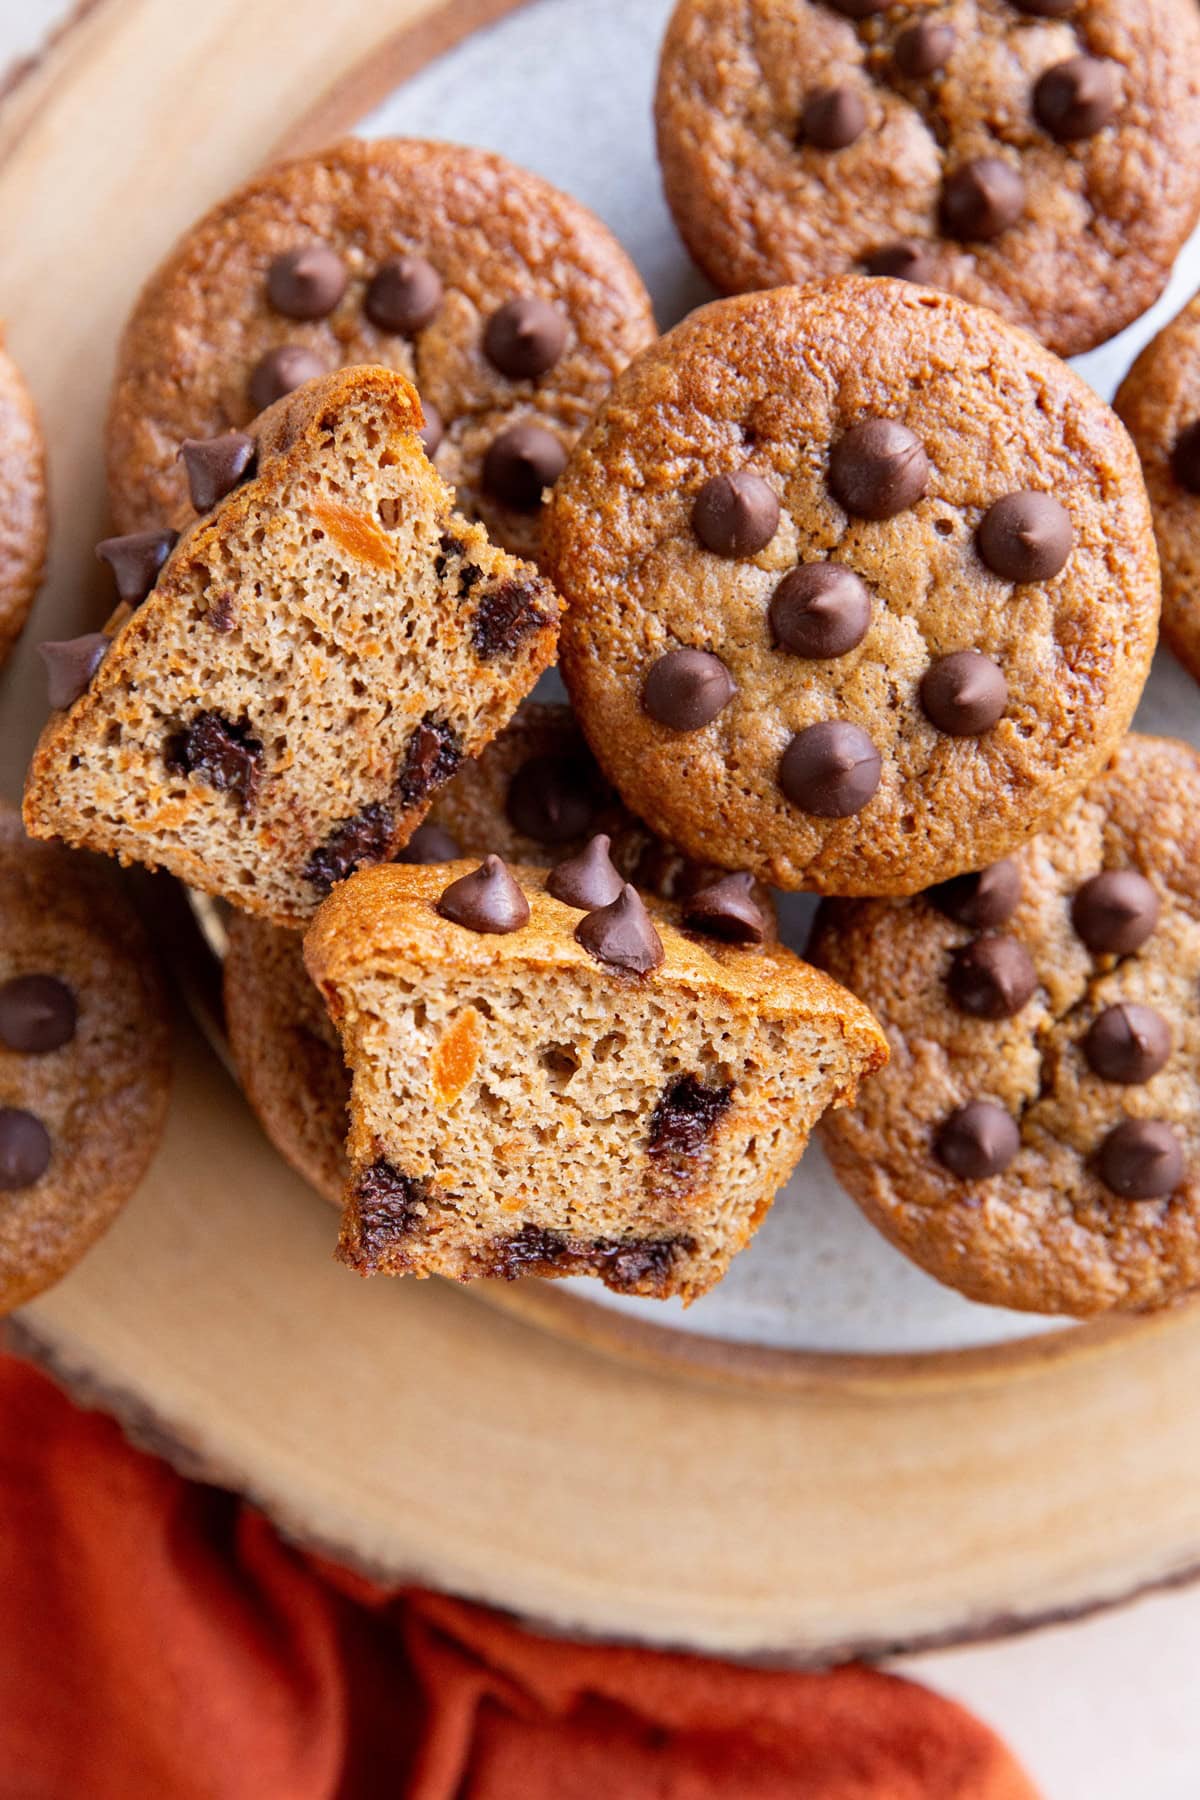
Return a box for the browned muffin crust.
[0,338,47,667]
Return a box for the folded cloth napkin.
[0,1354,1039,1799]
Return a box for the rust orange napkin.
[0,1354,1039,1798]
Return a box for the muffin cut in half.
[305,859,887,1302]
[23,367,562,926]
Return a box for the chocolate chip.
[266,244,347,319]
[438,854,530,934]
[472,578,552,660]
[547,834,624,910]
[178,432,257,513]
[1170,422,1200,495]
[395,822,461,864]
[642,648,735,731]
[95,529,178,605]
[352,1161,429,1270]
[928,860,1022,929]
[248,346,326,413]
[935,1102,1020,1180]
[800,86,867,150]
[207,592,236,634]
[489,1223,568,1275]
[364,256,443,334]
[826,0,888,13]
[303,802,394,894]
[418,399,444,458]
[920,651,1008,737]
[575,884,664,975]
[941,158,1026,241]
[770,564,871,659]
[1072,871,1160,955]
[482,422,567,511]
[1097,1119,1183,1201]
[1034,55,1118,141]
[166,711,262,808]
[0,975,77,1054]
[648,1074,733,1159]
[39,634,109,709]
[484,296,567,380]
[977,492,1073,582]
[863,241,938,284]
[894,20,955,77]
[1012,0,1076,15]
[683,872,766,945]
[779,722,882,818]
[596,1237,691,1291]
[947,935,1037,1019]
[507,753,603,844]
[1084,1004,1172,1086]
[829,419,928,519]
[396,716,462,808]
[692,470,780,557]
[0,1107,51,1190]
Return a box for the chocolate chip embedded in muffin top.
[95,529,178,606]
[940,158,1026,241]
[692,470,780,557]
[769,564,872,659]
[575,883,664,974]
[928,860,1022,929]
[862,242,938,284]
[438,854,531,934]
[395,822,461,865]
[483,296,568,380]
[1072,869,1160,954]
[1083,1003,1173,1085]
[935,1101,1020,1180]
[248,345,326,413]
[471,577,554,661]
[506,752,603,844]
[893,20,955,78]
[828,419,929,519]
[779,722,882,818]
[482,422,568,512]
[178,431,257,513]
[39,634,110,710]
[683,872,766,945]
[0,1107,52,1190]
[0,974,77,1055]
[977,491,1073,582]
[947,934,1037,1019]
[1034,56,1119,142]
[266,244,347,320]
[547,834,624,910]
[303,801,395,894]
[1097,1118,1184,1200]
[920,651,1008,737]
[642,648,735,731]
[1170,421,1200,494]
[364,256,443,334]
[647,1073,733,1159]
[166,711,263,809]
[800,86,868,151]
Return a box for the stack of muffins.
[8,0,1200,1318]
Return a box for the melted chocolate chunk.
[597,1237,693,1292]
[396,716,462,809]
[490,1223,570,1276]
[165,712,262,808]
[471,578,551,660]
[353,1161,430,1269]
[207,591,236,633]
[303,802,394,894]
[434,532,466,578]
[647,1074,733,1160]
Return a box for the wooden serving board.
[4,0,1200,1659]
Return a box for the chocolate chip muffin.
[0,337,47,668]
[0,802,170,1313]
[546,280,1159,896]
[24,367,562,927]
[809,734,1200,1317]
[305,857,887,1301]
[106,137,657,563]
[1115,294,1200,686]
[655,0,1200,358]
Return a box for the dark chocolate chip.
[482,422,567,512]
[683,872,766,945]
[95,529,178,605]
[935,1101,1020,1180]
[266,244,347,320]
[863,241,938,284]
[303,802,394,894]
[770,563,872,659]
[1170,422,1200,495]
[779,722,882,818]
[0,1107,51,1191]
[547,834,624,910]
[248,346,326,414]
[472,578,552,660]
[941,158,1026,241]
[178,431,257,513]
[1072,871,1160,955]
[418,399,444,458]
[575,884,664,975]
[1012,0,1076,15]
[484,296,567,380]
[928,860,1022,929]
[829,418,928,519]
[800,85,867,150]
[489,1223,568,1275]
[894,19,955,77]
[826,0,889,13]
[364,256,443,334]
[396,716,462,809]
[920,651,1008,737]
[642,648,735,731]
[39,634,109,709]
[1084,1004,1172,1086]
[506,753,603,845]
[166,711,263,808]
[395,822,462,864]
[648,1074,733,1159]
[977,491,1073,582]
[0,974,77,1055]
[1034,54,1118,141]
[438,854,530,934]
[352,1161,429,1270]
[207,592,236,634]
[692,470,780,557]
[1097,1119,1183,1201]
[947,935,1037,1019]
[595,1237,691,1291]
